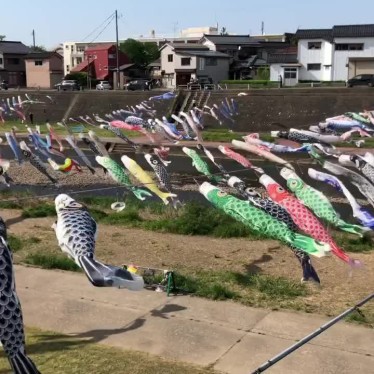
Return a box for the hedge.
[220,80,277,85]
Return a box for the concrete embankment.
[1,88,374,131]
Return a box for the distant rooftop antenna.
[261,21,264,35]
[173,22,178,37]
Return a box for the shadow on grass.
[243,254,273,274]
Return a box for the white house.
[269,53,300,86]
[296,24,374,82]
[160,43,230,88]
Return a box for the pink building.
[25,52,64,88]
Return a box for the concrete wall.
[1,88,374,132]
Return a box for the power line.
[81,12,115,42]
[88,13,116,44]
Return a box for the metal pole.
[32,30,35,48]
[250,292,374,374]
[115,10,119,89]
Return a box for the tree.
[29,45,46,52]
[0,35,6,41]
[220,27,228,35]
[120,38,160,67]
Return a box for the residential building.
[0,41,30,87]
[135,26,219,47]
[63,41,113,76]
[25,52,64,88]
[296,24,374,81]
[268,52,300,86]
[160,43,229,88]
[70,43,130,86]
[251,33,294,43]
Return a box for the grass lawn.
[0,328,217,374]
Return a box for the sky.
[2,0,374,48]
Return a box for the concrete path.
[16,265,374,374]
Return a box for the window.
[71,45,74,52]
[66,65,70,72]
[108,54,115,59]
[308,42,322,50]
[168,54,173,62]
[307,63,321,71]
[284,68,297,79]
[206,58,217,66]
[181,57,191,66]
[76,57,82,64]
[335,43,364,51]
[0,58,3,65]
[34,60,43,66]
[7,58,20,65]
[199,58,205,70]
[77,46,85,53]
[65,45,69,49]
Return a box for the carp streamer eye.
[276,186,284,193]
[217,191,227,197]
[290,180,298,188]
[152,159,158,165]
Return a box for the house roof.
[86,43,115,51]
[180,50,230,58]
[295,24,374,40]
[0,41,30,54]
[267,53,298,64]
[25,52,62,60]
[169,43,209,50]
[70,59,91,72]
[295,29,332,40]
[333,24,374,38]
[201,34,254,45]
[118,63,135,71]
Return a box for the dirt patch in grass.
[0,328,217,374]
[2,209,373,326]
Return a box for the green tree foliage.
[29,45,46,52]
[120,38,160,67]
[256,66,270,80]
[0,35,6,41]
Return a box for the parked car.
[54,80,81,91]
[124,79,151,91]
[187,77,214,90]
[96,81,112,90]
[346,74,374,87]
[0,80,8,90]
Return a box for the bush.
[221,80,275,85]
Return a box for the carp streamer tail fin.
[336,219,369,237]
[291,234,331,258]
[9,351,40,374]
[131,188,153,201]
[78,256,144,290]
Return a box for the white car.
[96,81,112,90]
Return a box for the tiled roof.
[181,50,230,58]
[170,43,208,50]
[0,41,30,54]
[25,52,62,59]
[295,29,332,40]
[202,34,254,45]
[267,54,298,64]
[86,43,115,51]
[296,24,374,40]
[333,24,374,37]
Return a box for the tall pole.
[250,292,374,374]
[32,30,36,48]
[115,10,119,89]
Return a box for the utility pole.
[115,10,120,89]
[261,21,264,36]
[32,29,36,48]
